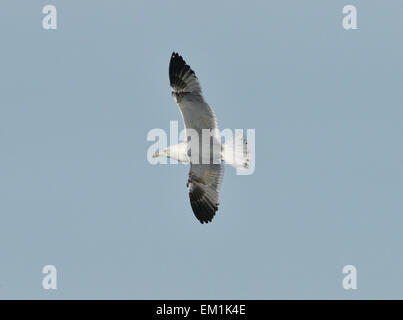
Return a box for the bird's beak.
[152,153,160,158]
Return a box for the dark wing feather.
[187,163,223,224]
[169,52,202,96]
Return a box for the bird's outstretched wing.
[169,52,223,223]
[187,163,223,224]
[169,52,218,132]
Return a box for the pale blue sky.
[0,0,402,299]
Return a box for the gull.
[153,52,251,224]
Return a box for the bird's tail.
[222,132,251,170]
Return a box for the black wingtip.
[195,211,215,224]
[188,184,218,224]
[197,212,215,224]
[169,52,195,90]
[170,51,182,61]
[190,201,216,224]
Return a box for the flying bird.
[153,52,251,224]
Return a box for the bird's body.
[153,53,251,224]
